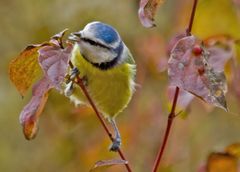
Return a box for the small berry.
[192,44,202,56]
[198,67,205,75]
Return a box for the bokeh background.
[1,0,240,171]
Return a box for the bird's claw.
[64,81,74,97]
[109,138,121,152]
[70,67,80,80]
[64,67,80,97]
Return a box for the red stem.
[151,0,198,171]
[69,61,132,172]
[151,87,179,172]
[186,0,198,36]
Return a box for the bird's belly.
[70,52,135,118]
[87,71,133,118]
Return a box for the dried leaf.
[19,77,53,140]
[38,45,72,90]
[225,143,240,158]
[8,43,50,96]
[138,0,164,28]
[168,36,228,111]
[50,28,68,47]
[207,152,238,172]
[90,159,128,172]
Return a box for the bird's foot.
[70,67,88,86]
[64,67,80,97]
[70,67,80,80]
[64,81,74,97]
[109,137,121,152]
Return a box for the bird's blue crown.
[89,22,119,44]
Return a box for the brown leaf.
[90,159,128,172]
[207,152,238,172]
[19,77,53,140]
[8,43,50,96]
[168,35,228,111]
[138,0,164,28]
[38,45,72,90]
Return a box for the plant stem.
[186,0,198,35]
[69,61,132,172]
[151,87,179,172]
[151,0,198,171]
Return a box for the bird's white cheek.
[79,42,116,64]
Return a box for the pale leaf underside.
[168,36,228,111]
[138,0,164,28]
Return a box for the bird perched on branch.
[65,21,136,151]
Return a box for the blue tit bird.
[65,21,136,151]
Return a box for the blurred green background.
[1,0,240,171]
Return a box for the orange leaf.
[207,152,238,172]
[9,43,50,96]
[225,143,240,158]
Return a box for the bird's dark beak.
[68,31,82,42]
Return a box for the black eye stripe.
[81,38,111,50]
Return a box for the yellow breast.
[70,45,135,119]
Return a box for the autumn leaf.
[8,43,50,96]
[168,35,228,111]
[10,29,72,140]
[49,28,68,47]
[207,152,238,172]
[38,45,72,90]
[90,159,128,172]
[225,143,240,158]
[138,0,164,28]
[205,36,234,72]
[168,86,194,110]
[167,33,187,56]
[19,77,53,140]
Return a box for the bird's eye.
[81,38,111,50]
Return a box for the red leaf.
[38,45,72,90]
[19,77,53,140]
[138,0,164,28]
[90,159,128,171]
[168,35,228,111]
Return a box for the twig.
[151,0,198,171]
[151,87,179,172]
[68,61,132,172]
[186,0,198,36]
